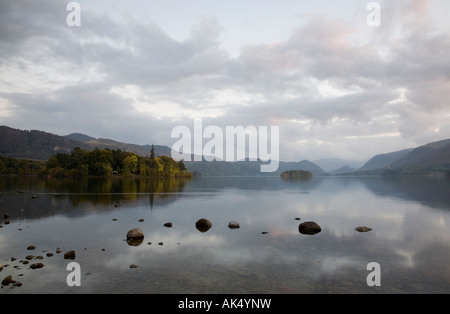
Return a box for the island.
[280,170,313,180]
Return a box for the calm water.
[0,175,449,294]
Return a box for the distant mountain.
[345,138,450,175]
[0,126,173,161]
[358,148,414,171]
[64,133,96,142]
[184,159,327,176]
[0,126,90,161]
[313,158,364,173]
[64,133,171,157]
[330,166,358,175]
[2,125,449,176]
[389,139,450,172]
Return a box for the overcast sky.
[1,0,450,162]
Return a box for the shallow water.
[1,175,449,294]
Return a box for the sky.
[1,0,450,162]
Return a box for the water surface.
[1,175,449,294]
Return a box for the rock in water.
[64,251,76,260]
[2,275,15,286]
[126,228,144,246]
[126,228,144,239]
[228,221,240,229]
[355,226,372,232]
[299,221,321,235]
[195,218,212,233]
[30,263,44,269]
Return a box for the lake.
[1,175,449,294]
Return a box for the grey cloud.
[0,0,449,161]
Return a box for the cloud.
[0,0,449,161]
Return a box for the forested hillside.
[1,147,191,178]
[45,147,191,178]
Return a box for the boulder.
[30,263,44,269]
[228,221,240,229]
[126,228,144,239]
[164,222,173,228]
[195,218,212,233]
[126,228,144,246]
[299,221,321,235]
[64,251,76,260]
[2,275,15,286]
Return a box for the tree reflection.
[0,176,192,220]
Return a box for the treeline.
[0,155,44,175]
[45,147,191,178]
[1,147,192,178]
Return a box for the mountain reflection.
[1,175,449,223]
[360,176,450,210]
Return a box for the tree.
[38,147,192,178]
[150,144,155,160]
[123,155,138,175]
[0,159,6,174]
[178,160,186,171]
[93,162,113,176]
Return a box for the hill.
[386,139,450,174]
[341,138,450,176]
[184,159,327,176]
[358,148,414,171]
[0,126,174,161]
[313,158,364,173]
[64,133,96,142]
[0,126,90,161]
[64,133,172,157]
[2,125,449,176]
